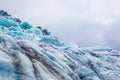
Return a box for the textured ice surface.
[0,10,120,80]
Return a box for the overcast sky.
[0,0,120,51]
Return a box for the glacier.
[0,10,119,80]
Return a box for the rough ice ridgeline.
[0,10,120,80]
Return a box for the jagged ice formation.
[0,10,120,80]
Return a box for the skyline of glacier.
[0,0,120,51]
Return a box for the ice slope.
[0,10,120,80]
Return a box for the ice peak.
[0,10,11,17]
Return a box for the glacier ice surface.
[0,10,119,80]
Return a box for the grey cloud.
[104,19,120,51]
